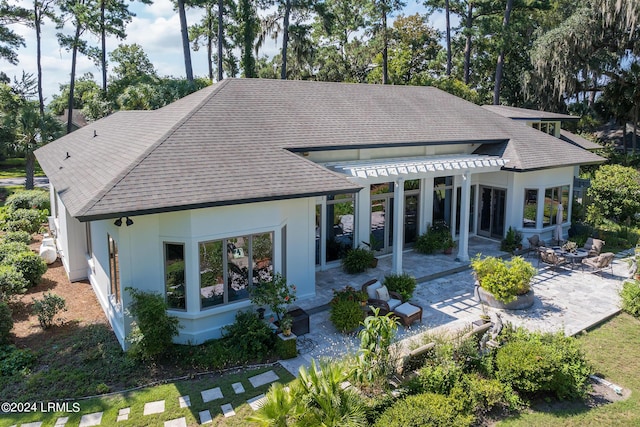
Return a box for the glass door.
[478,186,506,239]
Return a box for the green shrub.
[4,208,48,234]
[383,273,417,301]
[330,285,367,305]
[330,297,365,333]
[621,280,640,317]
[223,310,276,361]
[173,339,235,370]
[459,373,521,414]
[275,334,297,359]
[4,190,50,212]
[414,221,452,254]
[0,301,13,344]
[32,292,67,329]
[0,241,29,262]
[374,392,474,427]
[471,255,536,303]
[342,247,375,274]
[409,361,464,395]
[126,288,181,360]
[4,250,47,287]
[0,344,35,376]
[495,330,591,400]
[0,264,29,302]
[1,230,31,245]
[500,226,523,253]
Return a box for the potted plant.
[362,233,383,267]
[382,273,417,301]
[442,234,456,255]
[280,315,293,336]
[342,247,375,274]
[249,273,297,323]
[501,227,523,254]
[415,220,453,254]
[562,241,578,254]
[471,254,536,310]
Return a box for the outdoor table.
[555,249,589,270]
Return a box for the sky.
[4,0,445,103]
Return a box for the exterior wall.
[83,197,315,348]
[50,188,87,282]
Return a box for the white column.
[356,186,371,248]
[392,178,405,274]
[421,177,434,233]
[456,171,471,262]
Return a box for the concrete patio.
[281,239,632,376]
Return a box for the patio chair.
[538,247,567,271]
[527,234,545,258]
[362,279,403,316]
[582,252,615,276]
[583,238,605,257]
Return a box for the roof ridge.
[77,80,231,217]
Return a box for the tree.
[32,0,61,115]
[602,62,640,155]
[176,0,194,82]
[189,0,233,81]
[586,164,640,225]
[0,0,30,65]
[492,0,514,104]
[234,0,258,77]
[367,0,406,84]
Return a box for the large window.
[523,189,538,228]
[543,186,569,226]
[325,193,355,262]
[108,234,120,305]
[433,176,453,226]
[199,232,273,309]
[165,243,186,310]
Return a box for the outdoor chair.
[538,247,567,271]
[362,279,403,316]
[583,238,605,257]
[582,252,615,276]
[527,234,545,258]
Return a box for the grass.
[0,365,295,427]
[498,313,640,426]
[0,158,44,179]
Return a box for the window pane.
[433,187,452,225]
[326,197,355,262]
[227,236,250,302]
[165,243,185,310]
[108,235,120,304]
[523,189,538,228]
[252,232,273,284]
[200,240,224,308]
[561,186,569,223]
[543,188,554,226]
[405,179,420,191]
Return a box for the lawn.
[0,157,44,179]
[499,313,640,426]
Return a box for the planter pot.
[444,247,453,255]
[475,283,534,310]
[371,257,379,268]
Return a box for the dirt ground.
[10,234,109,351]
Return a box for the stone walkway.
[10,370,280,427]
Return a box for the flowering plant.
[250,273,297,322]
[280,315,293,331]
[562,241,578,253]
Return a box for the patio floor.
[281,238,631,376]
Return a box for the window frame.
[164,242,186,311]
[107,234,120,305]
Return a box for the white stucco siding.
[50,189,87,282]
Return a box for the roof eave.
[287,139,509,153]
[503,159,606,173]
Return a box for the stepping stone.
[249,370,279,388]
[247,394,266,411]
[54,417,69,427]
[79,412,103,427]
[178,395,191,408]
[201,387,223,403]
[199,410,212,424]
[143,400,165,415]
[21,423,42,427]
[117,407,130,422]
[221,403,236,417]
[232,382,245,394]
[164,417,187,427]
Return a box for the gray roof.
[482,105,578,121]
[36,79,604,221]
[560,129,602,151]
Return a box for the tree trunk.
[178,0,194,82]
[633,105,638,155]
[35,8,44,117]
[463,2,473,85]
[382,9,388,84]
[280,0,291,80]
[25,150,35,190]
[67,24,81,135]
[217,0,223,81]
[100,0,107,92]
[206,5,213,81]
[493,0,514,105]
[445,0,451,76]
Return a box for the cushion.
[387,298,403,311]
[376,285,390,301]
[591,239,605,253]
[394,302,421,317]
[366,281,382,300]
[528,235,539,246]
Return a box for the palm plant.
[247,382,301,426]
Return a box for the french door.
[478,186,506,239]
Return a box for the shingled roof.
[482,104,578,121]
[36,79,604,221]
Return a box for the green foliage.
[355,308,399,386]
[275,334,297,359]
[249,272,297,322]
[410,360,464,395]
[330,297,365,333]
[383,273,417,301]
[471,255,536,303]
[0,264,28,302]
[4,250,47,287]
[32,292,67,329]
[621,280,640,317]
[342,246,375,274]
[2,230,31,244]
[4,189,50,212]
[500,226,523,253]
[374,392,475,427]
[0,344,35,376]
[587,164,640,225]
[3,208,47,234]
[415,221,452,254]
[330,285,367,305]
[495,328,592,400]
[126,288,181,360]
[223,310,276,361]
[0,240,27,262]
[0,301,13,343]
